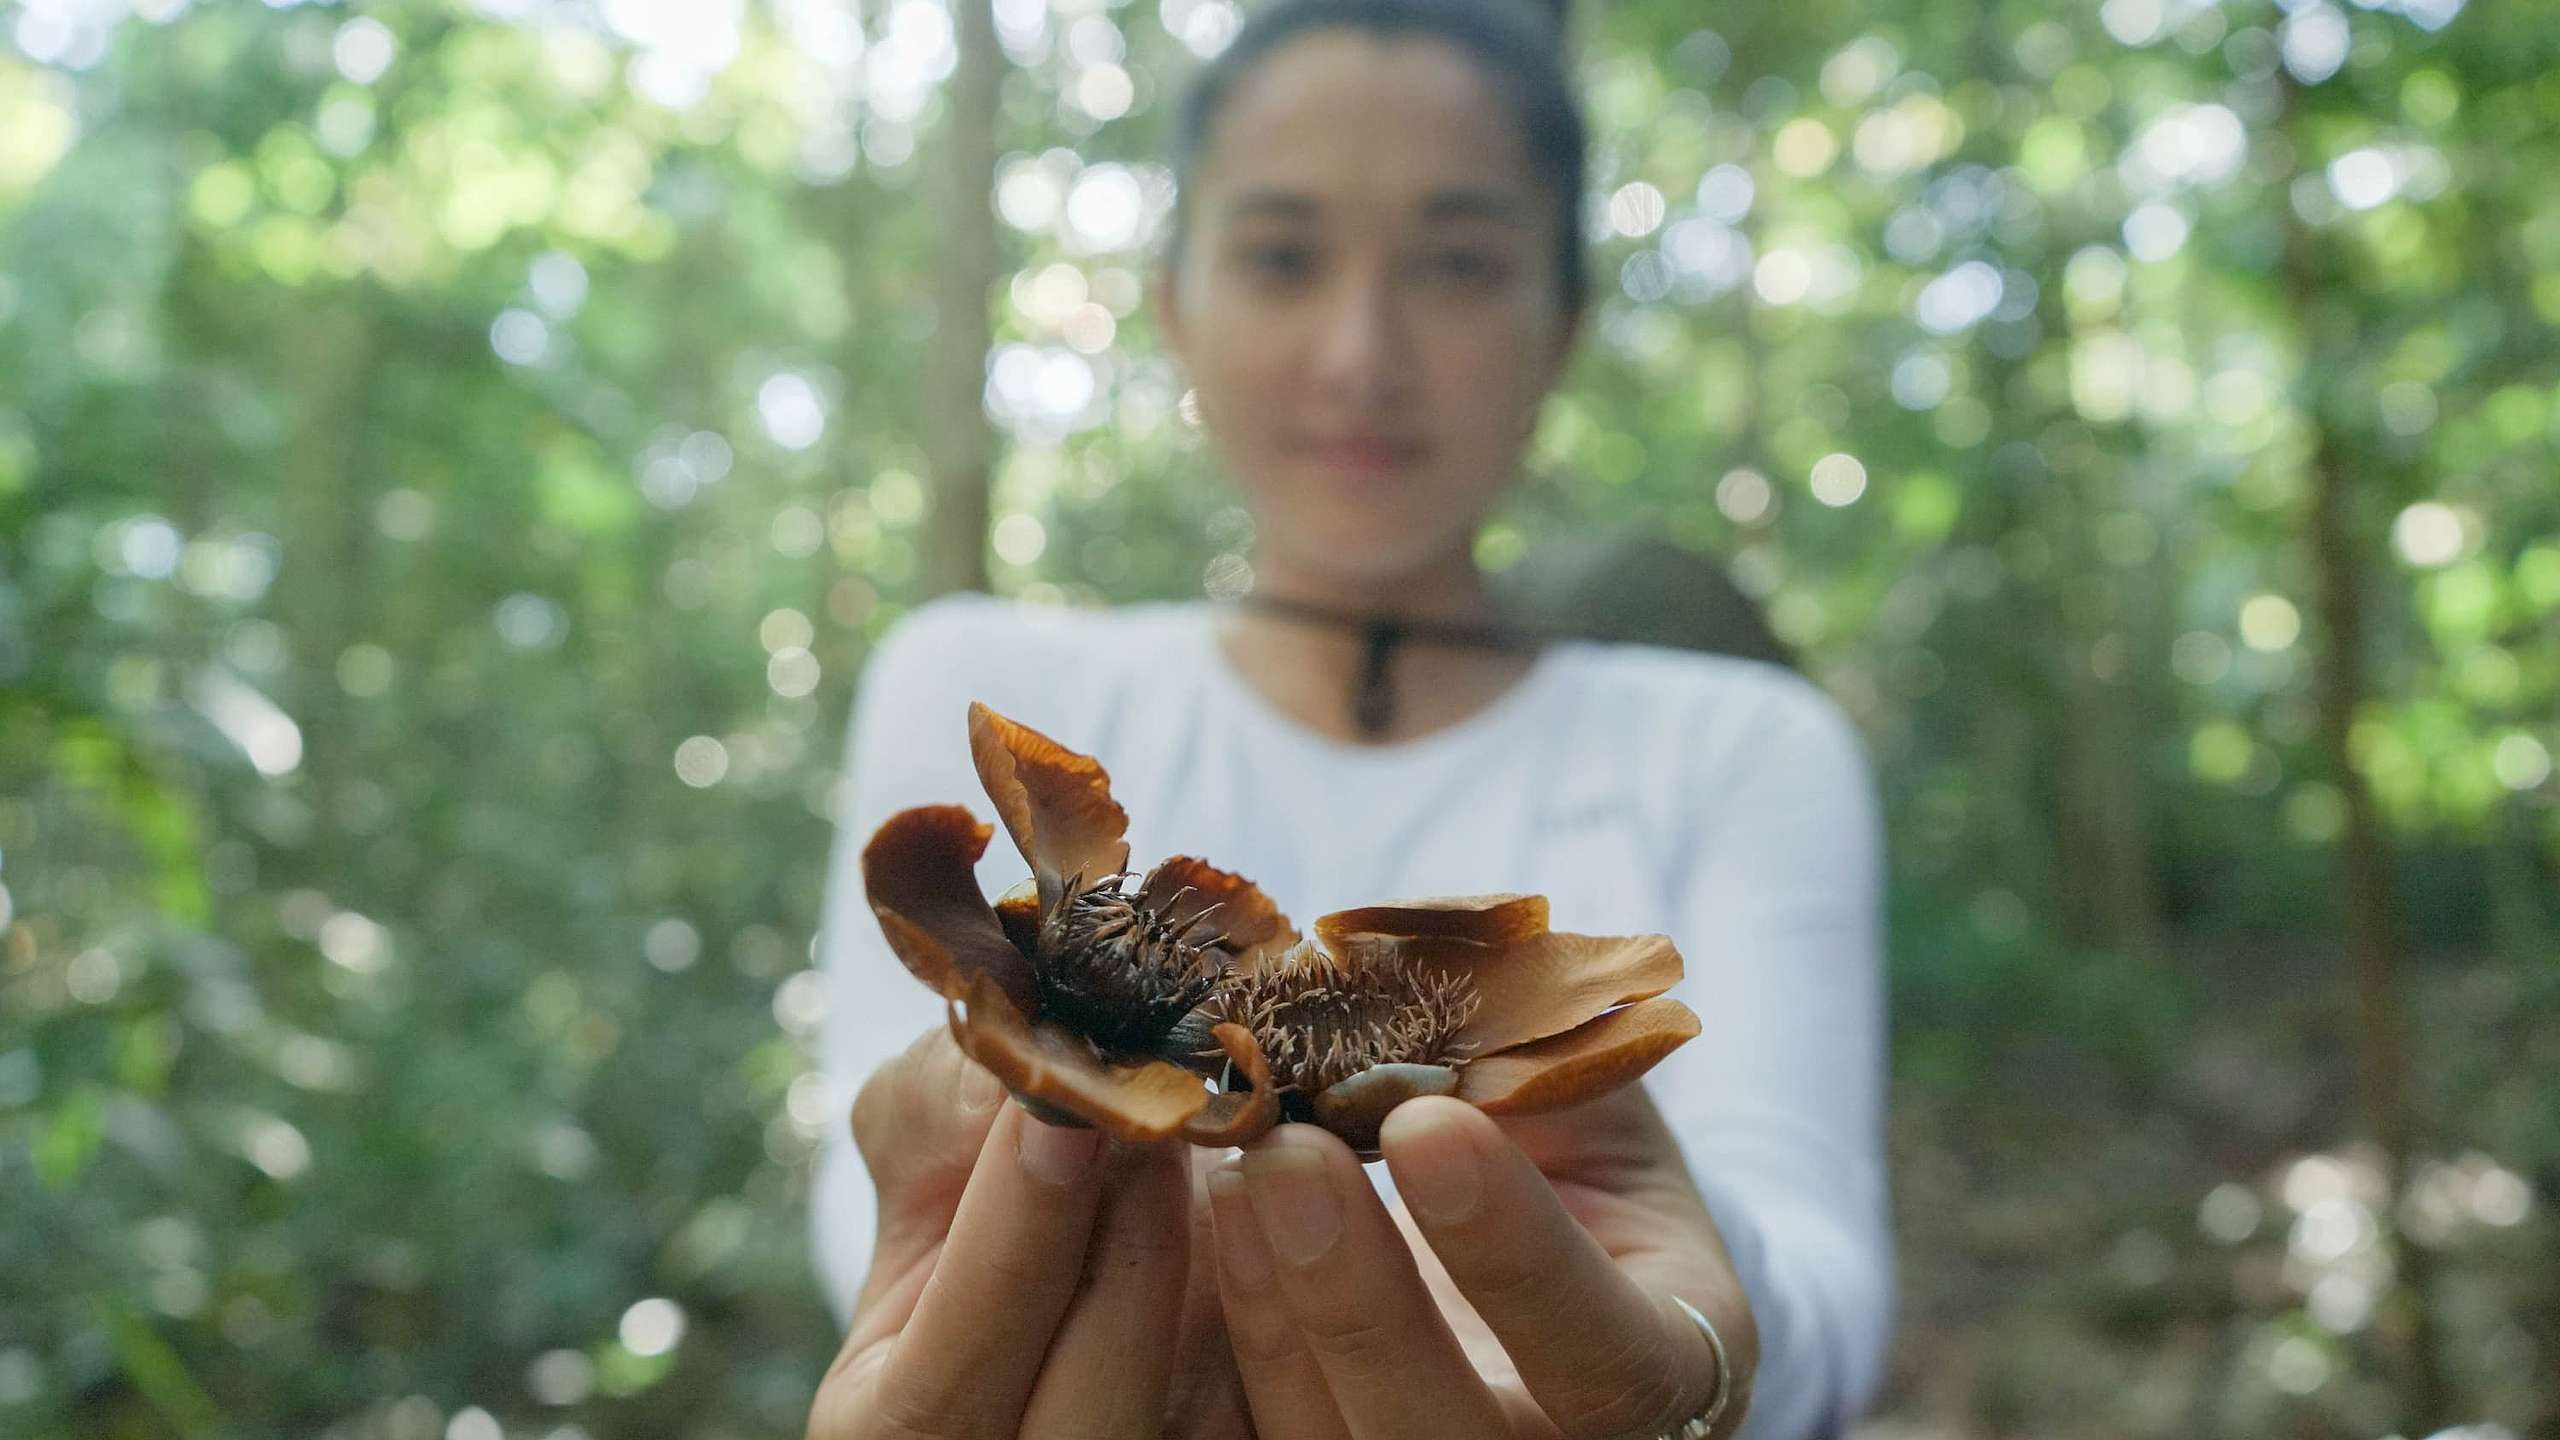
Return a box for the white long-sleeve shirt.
[811,593,1893,1438]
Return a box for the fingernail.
[1207,1164,1274,1287]
[1382,1105,1481,1225]
[1241,1141,1339,1267]
[1016,1114,1102,1185]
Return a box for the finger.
[1166,1146,1259,1440]
[853,1024,1008,1197]
[1380,1098,1736,1439]
[1485,1087,1707,1247]
[1164,1311,1256,1440]
[871,1103,1108,1437]
[1383,1203,1553,1433]
[1164,1328,1257,1440]
[1204,1161,1352,1440]
[1018,1142,1193,1436]
[845,1029,1010,1349]
[1230,1124,1513,1437]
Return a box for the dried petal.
[1181,1022,1281,1147]
[1138,856,1299,965]
[946,973,1212,1143]
[968,702,1132,911]
[1311,1063,1460,1156]
[1435,930,1683,1055]
[1312,893,1549,954]
[1317,896,1682,1056]
[862,805,1037,1013]
[1454,997,1702,1115]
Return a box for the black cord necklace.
[1236,592,1546,740]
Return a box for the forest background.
[2,0,2556,1435]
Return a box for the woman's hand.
[811,1025,1253,1440]
[1204,1086,1757,1439]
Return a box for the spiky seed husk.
[1031,867,1233,1058]
[1206,944,1482,1098]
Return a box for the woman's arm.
[1652,672,1895,1438]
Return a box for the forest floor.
[1855,944,2556,1439]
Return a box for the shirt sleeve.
[1646,672,1894,1439]
[806,596,1013,1324]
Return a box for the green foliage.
[2,0,2555,1437]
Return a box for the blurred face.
[1159,32,1580,590]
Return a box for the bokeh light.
[1810,453,1869,508]
[618,1298,686,1358]
[2392,501,2469,567]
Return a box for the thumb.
[1382,1097,1745,1438]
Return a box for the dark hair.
[1166,0,1589,314]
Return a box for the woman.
[807,0,1891,1434]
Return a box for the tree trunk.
[2274,74,2453,1433]
[2056,610,2162,962]
[918,0,1003,597]
[274,301,372,826]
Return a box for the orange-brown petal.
[1439,930,1685,1055]
[967,702,1132,908]
[1454,997,1701,1115]
[862,805,1037,1012]
[946,974,1211,1144]
[1181,1022,1281,1147]
[1311,893,1550,954]
[1140,856,1300,966]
